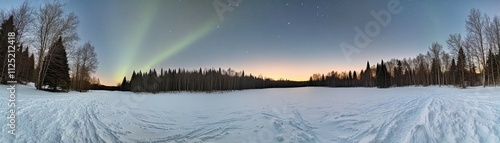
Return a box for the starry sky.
[1,0,500,86]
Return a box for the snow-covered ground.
[1,84,500,143]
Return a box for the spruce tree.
[0,16,15,83]
[485,48,497,86]
[121,76,129,91]
[376,60,389,88]
[450,58,457,86]
[384,61,391,87]
[28,54,35,82]
[394,60,401,86]
[364,61,371,87]
[41,37,71,91]
[130,71,137,92]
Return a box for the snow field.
[1,84,500,143]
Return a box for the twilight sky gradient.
[2,0,500,85]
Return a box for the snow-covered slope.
[1,84,500,143]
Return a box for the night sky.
[1,0,500,85]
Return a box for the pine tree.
[22,46,30,82]
[457,47,467,88]
[364,61,372,87]
[354,71,357,80]
[376,60,390,88]
[485,48,497,86]
[450,58,457,86]
[41,37,71,91]
[28,54,35,82]
[15,45,31,83]
[0,16,15,83]
[130,71,138,92]
[120,76,129,91]
[395,60,403,86]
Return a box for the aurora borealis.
[1,0,500,86]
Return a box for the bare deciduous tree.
[466,8,487,87]
[493,16,500,52]
[447,33,462,58]
[0,9,6,22]
[11,1,34,44]
[34,1,79,89]
[429,42,443,85]
[72,42,99,91]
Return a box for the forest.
[309,8,500,89]
[0,1,99,92]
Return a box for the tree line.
[120,68,307,93]
[0,1,99,92]
[310,8,500,89]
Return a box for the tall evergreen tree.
[395,60,403,86]
[0,15,15,83]
[363,61,372,87]
[28,53,35,82]
[376,60,390,88]
[485,48,497,86]
[450,58,457,86]
[41,37,71,91]
[120,76,129,91]
[457,47,467,88]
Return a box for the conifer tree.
[41,37,71,91]
[485,48,497,86]
[457,47,467,88]
[121,76,129,91]
[364,61,372,87]
[450,58,457,86]
[28,53,35,82]
[0,15,15,83]
[376,60,390,88]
